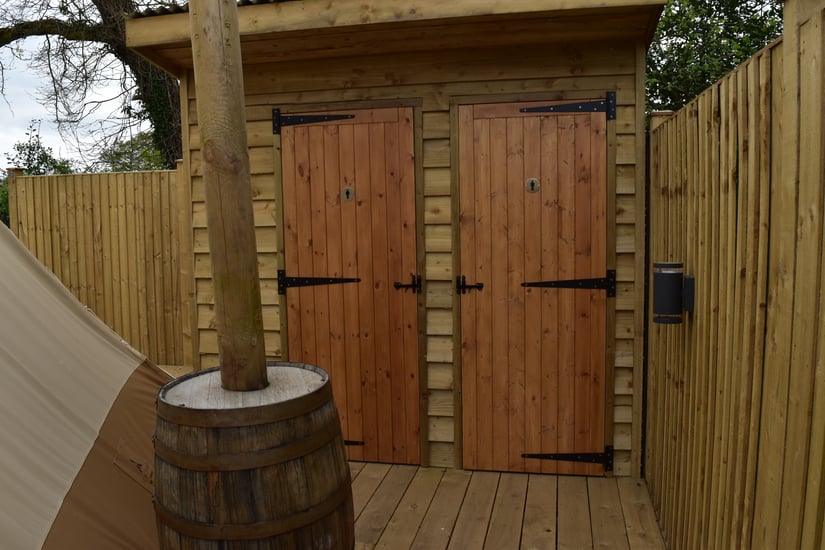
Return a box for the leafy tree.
[5,121,74,175]
[0,1,181,168]
[92,130,167,172]
[647,0,783,111]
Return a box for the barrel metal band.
[157,381,333,428]
[154,420,340,471]
[154,479,351,541]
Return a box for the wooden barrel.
[153,362,354,549]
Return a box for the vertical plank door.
[459,100,609,475]
[279,107,420,464]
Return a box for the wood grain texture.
[375,468,444,550]
[485,473,528,549]
[521,474,557,550]
[589,477,630,550]
[459,102,609,474]
[279,108,420,465]
[617,477,667,550]
[189,0,266,390]
[154,364,353,548]
[7,171,184,366]
[556,476,592,550]
[351,465,665,549]
[354,465,417,548]
[118,30,651,470]
[411,469,472,550]
[447,471,499,549]
[646,14,825,548]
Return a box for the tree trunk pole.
[188,0,267,391]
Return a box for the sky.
[1,37,133,173]
[0,60,74,170]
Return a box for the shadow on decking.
[350,462,665,550]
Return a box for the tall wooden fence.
[646,2,825,549]
[7,168,184,366]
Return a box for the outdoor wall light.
[653,262,695,324]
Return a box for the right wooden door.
[458,101,610,475]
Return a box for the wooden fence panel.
[648,3,825,548]
[6,169,183,367]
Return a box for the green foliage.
[647,0,783,112]
[93,131,168,172]
[0,177,8,227]
[4,121,74,176]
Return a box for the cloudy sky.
[1,37,134,172]
[0,61,73,169]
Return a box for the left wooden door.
[278,107,420,464]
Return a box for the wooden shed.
[126,0,664,476]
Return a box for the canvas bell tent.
[0,221,169,549]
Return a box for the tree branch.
[0,19,105,48]
[0,2,182,168]
[0,18,105,48]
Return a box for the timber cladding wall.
[647,2,825,548]
[184,39,649,473]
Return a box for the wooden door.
[458,100,610,475]
[279,107,420,464]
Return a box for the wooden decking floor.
[350,462,665,550]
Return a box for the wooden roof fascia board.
[126,0,665,49]
[642,6,665,45]
[138,12,656,71]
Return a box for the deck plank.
[411,469,473,550]
[347,462,665,550]
[557,476,593,550]
[616,478,667,550]
[350,461,367,481]
[376,467,445,549]
[447,471,500,549]
[521,474,557,550]
[589,477,630,549]
[355,464,418,549]
[485,473,529,550]
[352,462,392,519]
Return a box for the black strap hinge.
[522,269,616,297]
[273,109,356,134]
[520,92,616,120]
[522,446,613,471]
[277,269,360,294]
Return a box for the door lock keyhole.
[525,177,540,193]
[342,186,354,201]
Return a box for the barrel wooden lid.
[157,362,331,427]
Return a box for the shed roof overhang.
[126,0,665,77]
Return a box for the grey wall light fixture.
[652,262,695,324]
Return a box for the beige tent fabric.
[43,360,170,549]
[0,223,168,549]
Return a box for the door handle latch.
[456,275,484,294]
[393,274,422,294]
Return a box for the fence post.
[5,167,23,234]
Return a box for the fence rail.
[647,3,825,548]
[7,169,183,366]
